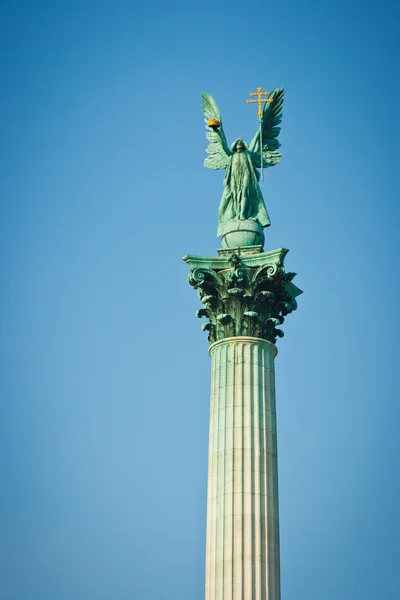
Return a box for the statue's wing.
[248,88,284,168]
[202,93,232,170]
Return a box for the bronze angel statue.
[202,89,284,236]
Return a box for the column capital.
[183,247,302,346]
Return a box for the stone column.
[183,247,302,600]
[206,337,279,600]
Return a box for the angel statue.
[202,89,284,238]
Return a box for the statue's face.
[235,140,245,152]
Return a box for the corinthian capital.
[183,248,302,345]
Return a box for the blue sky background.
[0,1,399,599]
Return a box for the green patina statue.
[202,89,284,237]
[184,88,301,345]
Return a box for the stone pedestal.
[183,246,302,600]
[206,337,279,600]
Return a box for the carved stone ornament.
[183,247,302,345]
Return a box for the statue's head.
[232,138,247,153]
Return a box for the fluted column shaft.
[205,337,280,600]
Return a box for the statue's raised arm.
[202,88,285,244]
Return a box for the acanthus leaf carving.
[184,250,302,345]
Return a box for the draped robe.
[217,150,271,236]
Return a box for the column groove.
[206,337,279,600]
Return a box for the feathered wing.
[202,93,232,170]
[248,88,284,168]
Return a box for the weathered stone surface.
[206,337,280,600]
[183,247,302,345]
[184,246,302,600]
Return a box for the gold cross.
[246,87,273,119]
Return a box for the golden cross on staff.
[246,86,273,118]
[246,86,274,181]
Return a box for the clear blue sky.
[1,1,398,599]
